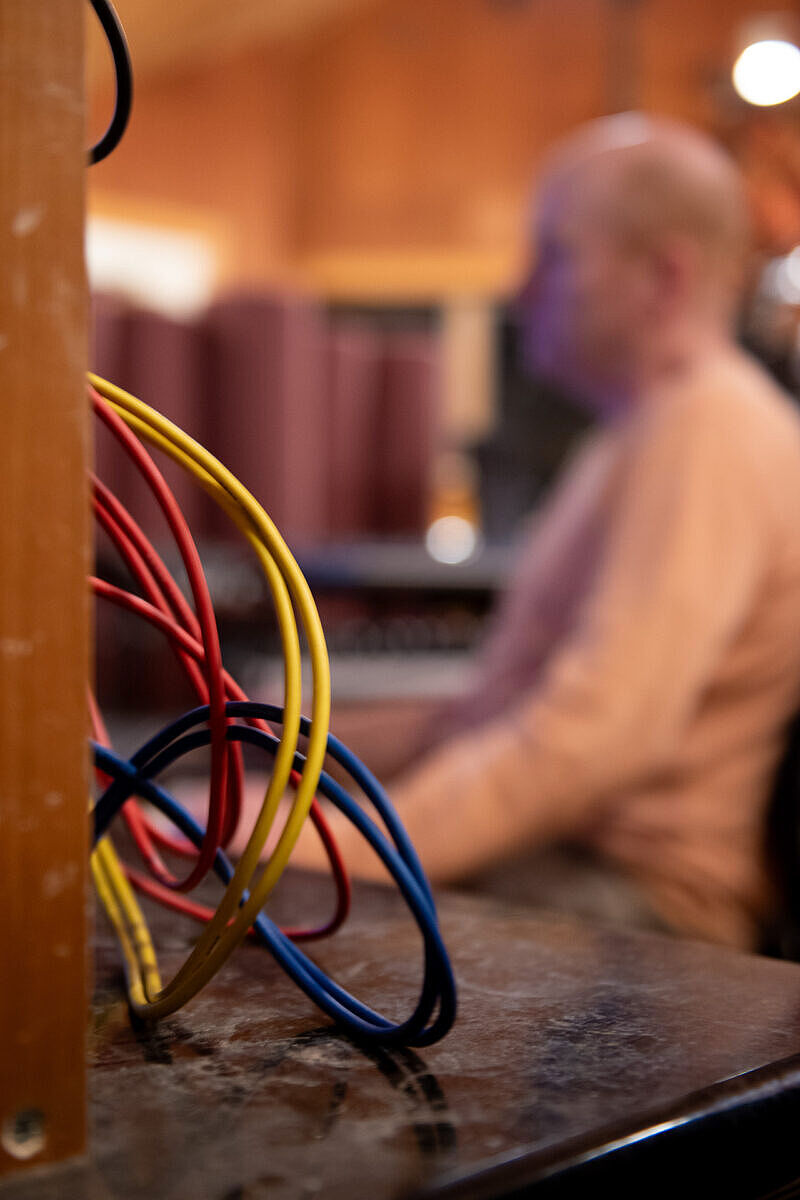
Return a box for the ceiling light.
[733,35,800,106]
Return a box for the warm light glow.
[86,217,217,318]
[425,516,481,565]
[732,39,800,106]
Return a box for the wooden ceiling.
[87,0,383,86]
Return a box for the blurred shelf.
[294,539,515,595]
[97,538,514,614]
[250,649,473,703]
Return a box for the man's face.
[517,177,652,412]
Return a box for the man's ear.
[651,233,695,316]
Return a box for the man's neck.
[615,319,732,417]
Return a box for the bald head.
[520,114,751,412]
[538,113,749,295]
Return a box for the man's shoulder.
[637,346,800,462]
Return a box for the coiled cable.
[89,372,456,1043]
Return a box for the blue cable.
[91,704,456,1046]
[94,701,435,914]
[94,736,449,1042]
[93,736,453,1045]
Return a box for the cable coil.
[89,373,456,1045]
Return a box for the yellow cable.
[89,372,332,1019]
[111,407,306,966]
[93,378,328,909]
[91,836,162,1005]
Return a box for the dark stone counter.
[6,873,800,1199]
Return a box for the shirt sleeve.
[331,386,771,883]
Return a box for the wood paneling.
[295,0,606,264]
[89,46,299,289]
[87,0,383,86]
[88,0,800,298]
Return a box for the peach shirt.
[385,346,800,949]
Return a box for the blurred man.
[294,113,800,950]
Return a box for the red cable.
[92,387,230,891]
[93,474,202,635]
[91,577,351,939]
[94,494,214,867]
[89,685,176,881]
[92,666,349,943]
[91,560,351,940]
[124,862,344,945]
[91,384,351,937]
[93,481,243,858]
[121,865,331,944]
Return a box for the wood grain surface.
[0,0,89,1179]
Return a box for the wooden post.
[0,0,89,1179]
